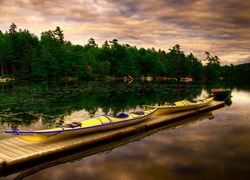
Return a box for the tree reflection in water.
[0,80,206,129]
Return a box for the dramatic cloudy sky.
[0,0,250,65]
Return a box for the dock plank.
[0,147,21,158]
[0,152,11,161]
[9,138,64,152]
[0,143,27,157]
[4,138,43,152]
[1,141,36,154]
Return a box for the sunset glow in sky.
[1,0,250,65]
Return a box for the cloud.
[0,0,250,65]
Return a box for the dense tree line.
[0,23,248,81]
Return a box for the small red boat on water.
[212,88,232,100]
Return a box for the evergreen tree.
[187,53,203,80]
[1,24,248,81]
[204,52,221,80]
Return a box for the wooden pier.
[0,101,225,178]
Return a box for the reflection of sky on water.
[2,90,250,180]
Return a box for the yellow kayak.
[5,109,157,142]
[144,97,214,115]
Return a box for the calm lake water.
[1,80,250,180]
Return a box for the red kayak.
[212,88,232,100]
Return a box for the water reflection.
[1,80,250,179]
[1,81,207,130]
[1,80,239,129]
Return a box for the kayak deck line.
[0,101,225,177]
[4,109,157,142]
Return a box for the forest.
[0,23,249,81]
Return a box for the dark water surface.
[1,80,250,180]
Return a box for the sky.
[0,0,250,66]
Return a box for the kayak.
[212,88,232,100]
[5,109,157,142]
[144,97,214,115]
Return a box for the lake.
[1,80,250,180]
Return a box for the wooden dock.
[0,101,225,178]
